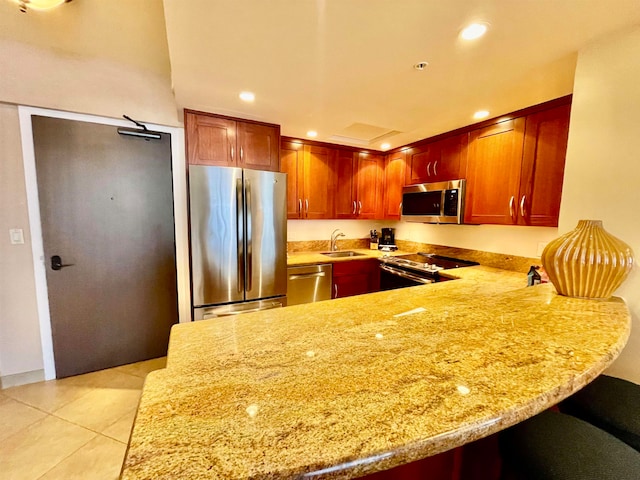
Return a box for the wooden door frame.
[18,106,190,380]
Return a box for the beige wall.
[559,26,640,382]
[0,103,44,376]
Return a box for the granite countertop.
[286,248,410,266]
[121,266,631,480]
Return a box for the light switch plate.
[9,228,24,245]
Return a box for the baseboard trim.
[0,369,45,389]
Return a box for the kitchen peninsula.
[120,266,630,479]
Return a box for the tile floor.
[0,357,166,480]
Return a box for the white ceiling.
[163,0,640,150]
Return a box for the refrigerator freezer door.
[243,169,287,301]
[190,166,244,307]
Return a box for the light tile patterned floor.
[0,357,166,480]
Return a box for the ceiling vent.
[329,123,401,147]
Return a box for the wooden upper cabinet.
[518,104,571,226]
[405,133,467,184]
[464,118,526,225]
[185,112,236,166]
[406,144,438,184]
[437,133,468,181]
[382,151,406,219]
[356,153,384,219]
[185,110,280,171]
[304,146,336,219]
[236,122,280,171]
[335,150,357,218]
[281,141,305,219]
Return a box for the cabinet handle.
[352,201,356,215]
[305,198,309,216]
[334,284,338,298]
[298,198,302,217]
[427,162,431,177]
[399,202,403,215]
[520,195,526,217]
[509,196,515,218]
[433,160,438,176]
[240,147,244,161]
[230,146,234,160]
[358,201,362,215]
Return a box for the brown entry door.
[32,116,178,378]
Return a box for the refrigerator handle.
[245,179,253,292]
[236,178,244,293]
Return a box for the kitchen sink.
[320,251,365,258]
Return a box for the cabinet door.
[406,144,439,184]
[303,145,335,219]
[518,104,570,226]
[332,259,380,298]
[464,118,525,225]
[281,141,304,219]
[236,122,280,172]
[433,133,468,182]
[185,112,235,166]
[382,151,406,219]
[356,153,384,219]
[335,150,357,219]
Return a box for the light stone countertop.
[286,248,410,266]
[121,266,631,480]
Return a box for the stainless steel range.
[379,253,479,290]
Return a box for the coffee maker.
[378,228,397,251]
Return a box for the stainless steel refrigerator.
[189,166,287,320]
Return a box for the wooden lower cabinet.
[362,434,502,480]
[332,259,380,299]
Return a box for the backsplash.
[287,238,540,273]
[288,238,369,253]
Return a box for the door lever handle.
[51,255,74,271]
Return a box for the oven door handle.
[380,264,434,284]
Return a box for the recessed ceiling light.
[239,91,255,102]
[380,143,391,150]
[306,130,317,138]
[473,110,490,120]
[413,61,429,71]
[460,23,488,41]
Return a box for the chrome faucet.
[330,229,346,251]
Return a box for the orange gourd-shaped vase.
[541,220,634,300]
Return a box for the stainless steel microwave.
[401,179,466,224]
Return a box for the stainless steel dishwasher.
[287,264,332,306]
